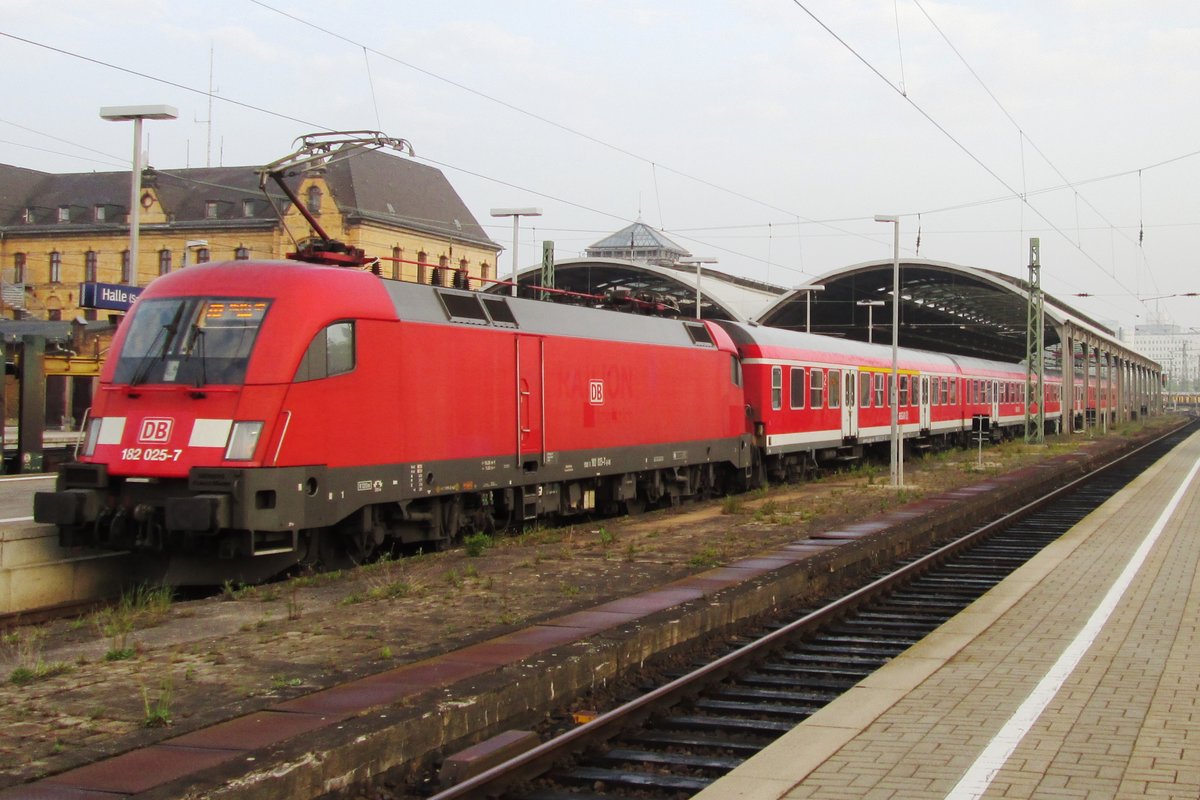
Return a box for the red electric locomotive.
[35,260,754,583]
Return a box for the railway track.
[426,421,1196,800]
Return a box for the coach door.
[919,375,932,433]
[515,335,544,470]
[990,380,1000,423]
[842,368,858,440]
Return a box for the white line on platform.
[0,516,35,524]
[945,450,1200,800]
[0,474,56,482]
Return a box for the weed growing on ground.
[91,585,169,660]
[141,678,173,728]
[721,495,745,515]
[688,545,721,569]
[270,675,302,690]
[341,579,413,605]
[464,532,493,557]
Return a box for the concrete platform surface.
[698,429,1200,800]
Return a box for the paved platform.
[698,430,1200,800]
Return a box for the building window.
[305,186,322,214]
[242,199,256,217]
[58,206,70,223]
[391,247,401,279]
[21,208,34,224]
[417,251,428,284]
[13,253,26,284]
[196,247,210,263]
[158,249,172,276]
[85,250,98,283]
[49,251,62,283]
[121,250,132,284]
[205,201,220,220]
[234,246,250,260]
[93,205,106,222]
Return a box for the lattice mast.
[1024,237,1045,443]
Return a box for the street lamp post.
[679,257,718,319]
[100,105,178,282]
[490,207,542,296]
[875,214,902,487]
[793,284,825,334]
[857,299,885,344]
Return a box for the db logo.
[138,418,174,444]
[589,379,604,405]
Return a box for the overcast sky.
[3,1,1199,334]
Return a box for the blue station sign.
[80,282,144,311]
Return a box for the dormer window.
[57,206,70,223]
[242,199,256,217]
[21,208,34,224]
[94,205,106,222]
[205,201,220,220]
[305,186,322,214]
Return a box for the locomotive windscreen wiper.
[129,302,187,386]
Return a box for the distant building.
[586,221,690,266]
[1128,316,1200,391]
[0,147,500,322]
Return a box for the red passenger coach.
[715,322,1062,483]
[35,261,754,583]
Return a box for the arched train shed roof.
[756,258,1148,367]
[506,257,785,322]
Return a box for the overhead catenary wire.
[785,0,1150,315]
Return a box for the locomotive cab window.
[114,297,270,386]
[295,321,356,382]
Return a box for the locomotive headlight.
[224,421,264,461]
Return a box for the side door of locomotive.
[841,368,858,440]
[515,335,544,469]
[919,375,932,432]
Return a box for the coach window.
[859,372,871,407]
[789,367,805,409]
[899,375,909,406]
[810,368,825,408]
[295,321,356,382]
[771,366,783,410]
[875,372,885,407]
[828,370,841,409]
